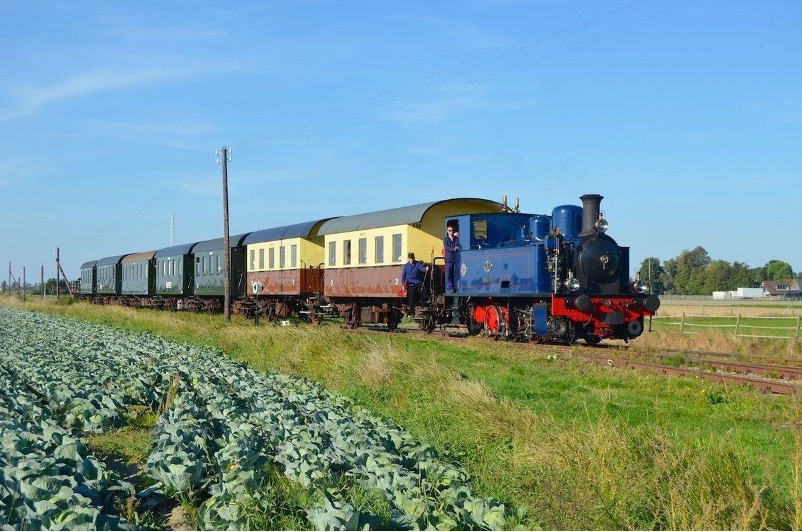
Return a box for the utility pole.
[41,265,45,299]
[56,247,61,299]
[217,146,232,321]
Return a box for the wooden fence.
[651,313,802,340]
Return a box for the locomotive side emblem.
[460,263,468,276]
[483,260,493,272]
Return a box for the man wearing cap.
[401,252,427,316]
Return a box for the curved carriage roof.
[317,198,504,235]
[193,233,251,253]
[96,254,128,267]
[80,260,98,270]
[243,219,335,245]
[155,242,199,258]
[122,250,157,263]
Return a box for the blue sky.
[1,0,800,282]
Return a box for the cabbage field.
[0,306,509,530]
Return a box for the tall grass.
[3,296,801,530]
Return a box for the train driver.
[443,224,460,292]
[402,252,427,316]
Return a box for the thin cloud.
[0,58,252,122]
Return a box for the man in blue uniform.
[401,252,427,316]
[443,225,460,292]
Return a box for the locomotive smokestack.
[580,194,603,235]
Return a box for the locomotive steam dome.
[578,233,620,284]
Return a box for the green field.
[2,296,801,530]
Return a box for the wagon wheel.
[345,303,360,329]
[311,306,324,325]
[420,313,436,334]
[386,307,402,331]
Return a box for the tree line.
[1,278,72,295]
[637,246,797,295]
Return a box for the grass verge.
[3,296,801,530]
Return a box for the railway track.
[568,350,802,395]
[360,322,802,395]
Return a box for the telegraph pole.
[217,146,232,321]
[56,247,61,299]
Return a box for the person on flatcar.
[443,224,460,292]
[401,252,427,316]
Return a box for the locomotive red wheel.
[467,305,483,335]
[484,305,506,335]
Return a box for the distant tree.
[672,246,711,295]
[700,260,733,293]
[637,257,664,285]
[662,258,677,294]
[748,266,766,286]
[765,260,794,281]
[43,278,70,295]
[730,261,754,288]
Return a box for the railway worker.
[443,224,460,292]
[402,252,427,316]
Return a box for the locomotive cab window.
[473,220,488,241]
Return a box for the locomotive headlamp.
[594,217,609,233]
[567,277,581,291]
[633,281,649,294]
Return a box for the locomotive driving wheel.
[484,305,506,337]
[468,305,484,336]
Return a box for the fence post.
[680,312,685,334]
[796,316,801,339]
[735,314,741,337]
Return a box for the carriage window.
[269,248,275,269]
[343,240,352,265]
[279,246,286,269]
[250,250,256,270]
[328,241,336,266]
[259,249,265,270]
[291,245,298,268]
[392,233,402,262]
[375,236,384,263]
[473,219,488,241]
[358,238,367,264]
